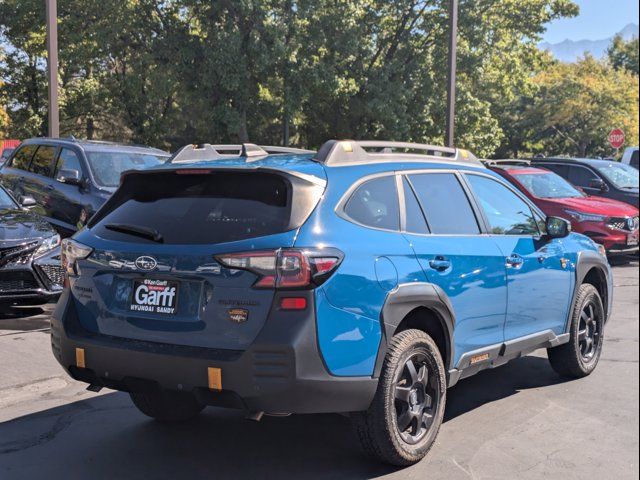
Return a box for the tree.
[608,35,639,75]
[523,56,639,157]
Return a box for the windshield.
[85,151,168,188]
[0,188,17,209]
[596,163,639,189]
[513,172,585,199]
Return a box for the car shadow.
[0,355,570,480]
[0,305,53,332]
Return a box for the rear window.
[91,171,322,245]
[9,146,37,171]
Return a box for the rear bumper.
[51,290,378,415]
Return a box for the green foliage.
[520,56,639,158]
[608,35,639,75]
[0,0,596,159]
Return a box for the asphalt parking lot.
[0,259,638,480]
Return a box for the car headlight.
[563,209,607,223]
[61,238,93,275]
[35,234,61,256]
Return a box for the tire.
[130,390,204,422]
[548,284,605,378]
[352,329,447,467]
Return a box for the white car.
[621,147,639,170]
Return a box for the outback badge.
[228,308,249,324]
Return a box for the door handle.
[429,257,451,272]
[506,254,524,269]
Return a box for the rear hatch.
[72,167,325,350]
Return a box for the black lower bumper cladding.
[52,289,378,415]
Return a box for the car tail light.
[215,248,343,290]
[61,239,93,276]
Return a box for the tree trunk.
[238,109,249,143]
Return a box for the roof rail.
[169,143,315,163]
[314,140,483,166]
[483,159,532,167]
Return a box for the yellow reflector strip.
[208,367,222,391]
[76,348,86,368]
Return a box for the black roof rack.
[314,140,483,167]
[169,143,315,163]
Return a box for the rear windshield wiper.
[105,223,164,243]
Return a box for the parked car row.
[0,137,170,307]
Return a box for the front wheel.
[547,283,605,378]
[352,329,447,466]
[130,390,204,422]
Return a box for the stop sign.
[609,129,625,149]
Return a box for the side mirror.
[56,168,82,186]
[20,195,37,209]
[589,178,608,192]
[546,216,571,239]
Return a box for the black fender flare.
[374,283,456,377]
[570,251,613,329]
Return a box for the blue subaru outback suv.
[52,141,612,466]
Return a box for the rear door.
[464,173,573,339]
[72,169,325,351]
[400,171,508,366]
[0,144,38,197]
[22,145,59,214]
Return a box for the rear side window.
[91,171,321,245]
[29,146,57,177]
[403,178,429,234]
[408,173,480,235]
[630,151,639,169]
[9,146,37,171]
[467,174,540,236]
[344,176,400,231]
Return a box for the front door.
[401,172,508,366]
[464,173,573,339]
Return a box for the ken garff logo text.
[135,256,158,271]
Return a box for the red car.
[491,165,639,256]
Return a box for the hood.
[0,209,56,243]
[544,195,639,217]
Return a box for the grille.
[0,241,38,266]
[38,264,65,286]
[0,271,39,292]
[607,216,640,232]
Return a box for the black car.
[0,186,64,306]
[0,138,170,236]
[530,157,639,208]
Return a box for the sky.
[544,0,640,43]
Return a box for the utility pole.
[46,0,60,138]
[445,0,458,148]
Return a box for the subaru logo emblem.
[135,256,158,271]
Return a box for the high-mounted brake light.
[215,248,343,290]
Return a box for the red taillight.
[280,297,308,310]
[215,248,343,290]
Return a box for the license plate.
[628,234,639,246]
[130,279,179,315]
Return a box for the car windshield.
[513,172,585,199]
[596,163,639,189]
[85,151,168,187]
[0,188,17,210]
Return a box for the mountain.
[541,23,639,62]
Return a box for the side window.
[630,151,639,169]
[29,146,57,177]
[403,178,429,234]
[467,175,540,236]
[9,146,37,171]
[539,163,568,178]
[55,148,83,180]
[568,166,599,188]
[344,176,400,231]
[408,173,480,235]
